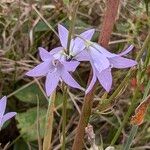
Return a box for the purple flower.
[49,24,95,60]
[26,24,95,96]
[26,48,84,96]
[75,43,137,93]
[0,96,16,130]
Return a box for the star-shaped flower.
[49,24,95,61]
[74,42,137,93]
[26,48,84,96]
[0,96,17,130]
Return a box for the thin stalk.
[66,0,80,55]
[111,87,140,145]
[61,0,80,146]
[61,86,68,150]
[32,5,58,37]
[43,91,56,150]
[123,125,138,150]
[36,96,42,150]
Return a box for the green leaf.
[123,125,138,150]
[63,0,69,5]
[55,92,73,110]
[34,21,50,32]
[13,139,29,150]
[15,83,47,104]
[16,107,47,142]
[55,92,63,107]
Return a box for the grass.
[0,0,150,149]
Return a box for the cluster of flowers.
[26,24,137,96]
[0,24,137,130]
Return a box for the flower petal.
[85,66,97,94]
[118,45,134,56]
[61,69,84,90]
[49,47,63,55]
[38,47,52,61]
[58,24,68,49]
[72,29,95,54]
[89,47,110,72]
[109,56,137,68]
[0,96,7,120]
[93,43,116,58]
[75,50,90,61]
[1,112,16,128]
[97,68,112,92]
[26,61,51,77]
[63,61,80,72]
[45,71,59,96]
[80,29,95,40]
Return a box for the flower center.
[52,59,59,67]
[85,40,93,48]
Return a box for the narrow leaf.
[123,125,138,150]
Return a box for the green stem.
[61,1,80,146]
[66,0,80,55]
[61,86,68,150]
[43,91,56,150]
[123,125,138,150]
[111,87,140,145]
[36,96,42,150]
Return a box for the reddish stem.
[72,1,120,149]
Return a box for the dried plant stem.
[32,5,58,37]
[43,91,56,150]
[61,86,68,150]
[72,1,120,149]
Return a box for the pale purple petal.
[26,61,51,77]
[58,24,68,49]
[75,50,90,61]
[72,29,95,54]
[1,112,17,128]
[70,39,75,51]
[49,47,63,55]
[89,47,110,72]
[61,69,84,90]
[93,43,116,58]
[0,96,7,120]
[85,66,97,94]
[118,45,134,56]
[63,61,80,72]
[45,71,59,96]
[38,47,52,61]
[97,68,112,92]
[53,51,65,61]
[79,29,95,41]
[109,56,137,69]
